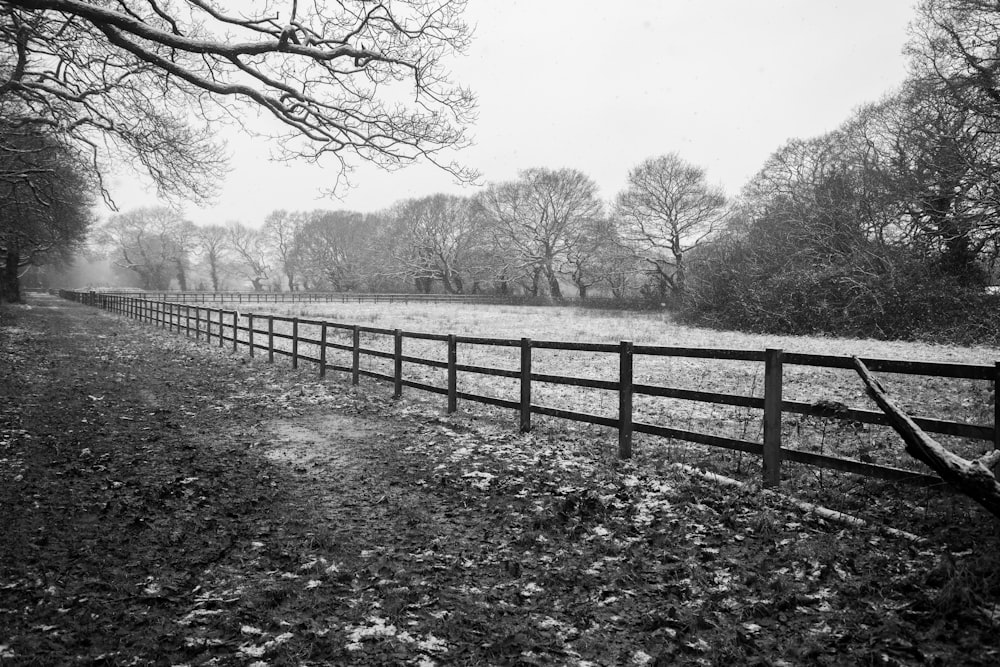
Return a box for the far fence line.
[62,290,1000,489]
[67,289,659,310]
[110,290,514,305]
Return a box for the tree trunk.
[209,259,220,292]
[414,276,433,294]
[440,269,458,294]
[175,258,188,291]
[1,242,22,303]
[854,357,1000,519]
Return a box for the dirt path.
[2,294,1000,665]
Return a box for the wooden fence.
[69,289,658,310]
[64,291,1000,488]
[95,290,517,305]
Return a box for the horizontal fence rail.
[62,289,663,310]
[71,290,520,306]
[62,290,1000,489]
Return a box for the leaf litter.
[1,294,1000,665]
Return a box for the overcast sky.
[106,0,918,226]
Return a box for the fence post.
[520,338,532,432]
[195,307,201,340]
[248,313,254,357]
[763,347,784,487]
[206,308,213,345]
[352,325,360,385]
[447,334,457,413]
[268,316,274,363]
[292,318,299,369]
[393,329,403,398]
[219,310,225,348]
[994,361,999,452]
[619,340,634,459]
[319,323,328,379]
[232,311,238,352]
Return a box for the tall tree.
[386,194,489,294]
[0,117,93,301]
[99,207,191,290]
[615,154,726,300]
[294,210,375,292]
[263,210,304,291]
[478,168,603,299]
[853,81,1000,283]
[560,216,622,299]
[226,222,271,292]
[909,0,1000,123]
[194,224,230,292]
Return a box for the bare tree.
[386,194,490,294]
[263,210,304,291]
[0,115,93,301]
[294,210,375,292]
[98,207,190,290]
[852,80,1000,283]
[478,168,603,299]
[560,216,622,299]
[194,224,229,292]
[0,0,476,204]
[226,222,270,291]
[615,154,726,300]
[909,0,1000,123]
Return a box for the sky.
[104,0,918,227]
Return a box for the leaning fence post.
[393,329,403,398]
[763,347,784,487]
[520,338,532,432]
[352,325,360,385]
[619,340,634,459]
[292,318,299,369]
[447,334,457,413]
[319,323,328,379]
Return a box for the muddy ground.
[2,294,1000,666]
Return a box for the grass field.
[209,301,999,502]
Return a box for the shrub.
[682,241,1000,345]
